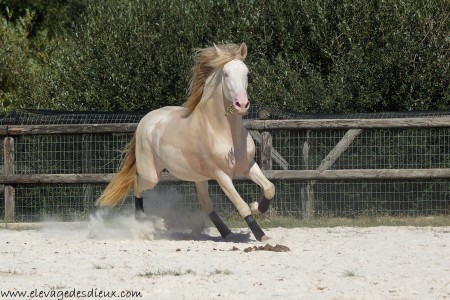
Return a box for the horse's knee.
[264,182,275,200]
[197,193,213,214]
[251,183,275,215]
[199,199,214,215]
[236,203,252,218]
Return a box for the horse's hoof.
[260,235,271,242]
[250,202,261,215]
[135,212,147,221]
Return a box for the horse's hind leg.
[195,181,232,238]
[134,173,159,220]
[134,139,161,219]
[135,194,145,219]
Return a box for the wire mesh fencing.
[13,133,133,175]
[1,107,450,222]
[271,128,450,170]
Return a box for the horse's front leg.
[195,181,232,238]
[215,173,269,241]
[246,162,275,215]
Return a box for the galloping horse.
[96,43,275,241]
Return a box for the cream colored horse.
[96,43,275,241]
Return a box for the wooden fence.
[2,116,450,222]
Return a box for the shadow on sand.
[159,230,252,243]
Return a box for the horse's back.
[139,106,185,125]
[136,105,187,145]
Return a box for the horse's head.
[218,43,250,116]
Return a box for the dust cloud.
[42,189,207,241]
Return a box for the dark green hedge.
[2,0,449,113]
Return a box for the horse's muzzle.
[234,99,250,115]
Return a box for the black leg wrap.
[257,198,271,214]
[135,197,144,219]
[209,211,232,238]
[244,215,265,241]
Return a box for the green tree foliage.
[0,9,39,111]
[2,0,449,113]
[0,0,85,38]
[0,0,85,112]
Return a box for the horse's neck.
[195,72,245,144]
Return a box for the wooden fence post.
[259,107,272,171]
[302,129,363,220]
[301,130,315,220]
[4,137,15,222]
[261,131,272,171]
[261,131,273,215]
[82,134,94,211]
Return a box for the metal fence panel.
[2,108,450,221]
[271,128,450,170]
[11,179,449,222]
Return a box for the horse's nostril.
[236,102,241,107]
[245,102,250,108]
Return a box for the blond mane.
[184,43,246,115]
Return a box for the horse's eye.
[223,73,229,78]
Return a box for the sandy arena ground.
[0,216,449,300]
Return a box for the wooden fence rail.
[2,116,450,221]
[2,169,450,185]
[1,116,450,136]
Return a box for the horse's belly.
[155,143,211,182]
[164,156,211,182]
[169,168,211,182]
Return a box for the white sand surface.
[0,218,449,300]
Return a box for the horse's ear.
[239,42,247,59]
[214,44,222,55]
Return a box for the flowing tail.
[96,135,137,207]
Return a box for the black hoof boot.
[244,215,267,241]
[135,197,145,220]
[209,211,232,238]
[257,198,271,214]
